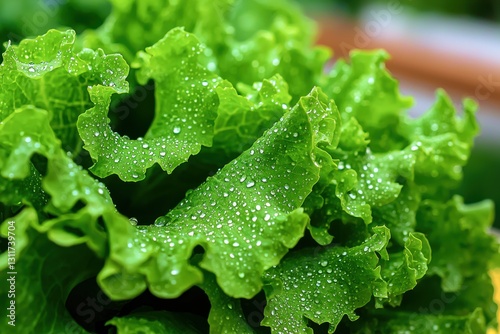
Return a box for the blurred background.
[0,0,499,228]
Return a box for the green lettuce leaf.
[0,89,137,334]
[199,270,256,334]
[400,93,479,198]
[321,50,413,152]
[214,20,330,101]
[80,0,232,64]
[0,1,498,332]
[307,79,481,247]
[372,183,421,246]
[82,0,329,100]
[0,29,128,156]
[0,208,100,333]
[351,272,496,333]
[98,87,338,300]
[261,226,389,333]
[307,144,416,245]
[329,147,415,224]
[79,28,220,181]
[209,74,291,161]
[376,232,431,307]
[416,196,497,292]
[0,105,120,255]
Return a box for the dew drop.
[154,216,167,227]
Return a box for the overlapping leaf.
[376,232,431,307]
[78,28,220,181]
[0,1,498,333]
[81,0,232,64]
[209,74,291,160]
[0,208,100,334]
[199,271,255,334]
[82,0,329,100]
[0,29,128,155]
[321,50,413,152]
[98,87,339,300]
[261,226,389,334]
[416,196,497,292]
[0,106,122,254]
[400,93,479,198]
[0,103,134,334]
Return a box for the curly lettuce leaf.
[78,28,220,181]
[98,87,339,300]
[0,208,100,334]
[329,147,415,224]
[308,71,482,247]
[0,88,136,334]
[214,22,330,101]
[303,50,418,242]
[82,0,329,100]
[416,196,497,292]
[400,93,479,198]
[0,29,128,156]
[209,74,291,160]
[261,226,390,334]
[376,232,431,307]
[80,0,232,64]
[0,106,120,255]
[352,271,497,333]
[0,101,136,333]
[321,50,413,152]
[0,2,498,332]
[308,145,416,244]
[372,183,421,246]
[199,270,256,334]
